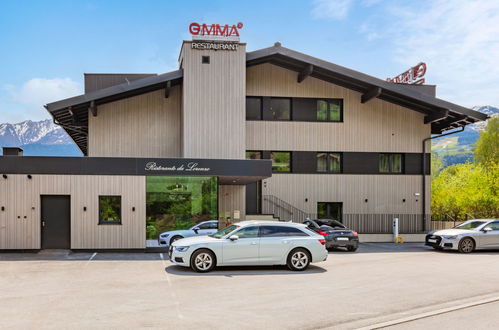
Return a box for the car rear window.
[260,226,309,237]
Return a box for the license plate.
[337,237,349,241]
[428,239,437,243]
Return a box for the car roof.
[236,220,306,227]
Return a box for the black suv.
[303,219,359,252]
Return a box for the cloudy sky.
[0,0,498,123]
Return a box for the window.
[317,152,341,173]
[198,221,218,230]
[99,196,122,224]
[246,97,262,120]
[260,226,308,237]
[487,222,499,231]
[201,56,210,64]
[379,153,403,173]
[271,151,291,172]
[234,226,260,238]
[268,98,291,120]
[245,151,262,160]
[317,202,343,222]
[317,99,342,122]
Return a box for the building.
[0,26,487,250]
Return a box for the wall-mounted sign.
[191,42,239,51]
[387,62,427,84]
[189,22,243,42]
[145,162,210,172]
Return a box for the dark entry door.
[245,181,261,214]
[41,195,70,249]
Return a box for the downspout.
[422,126,464,231]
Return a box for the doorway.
[41,195,71,249]
[317,202,343,222]
[245,181,261,214]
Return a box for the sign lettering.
[387,62,427,84]
[145,162,210,172]
[189,22,243,42]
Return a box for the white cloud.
[2,78,82,122]
[311,0,354,20]
[389,0,499,107]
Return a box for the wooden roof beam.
[424,109,449,124]
[297,64,313,83]
[361,87,382,104]
[89,100,97,117]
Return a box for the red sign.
[387,62,427,84]
[189,22,243,41]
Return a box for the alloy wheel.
[194,253,213,271]
[460,238,474,253]
[291,251,308,270]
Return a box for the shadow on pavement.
[0,250,163,261]
[165,264,327,277]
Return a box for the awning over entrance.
[0,156,272,185]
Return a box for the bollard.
[393,217,399,242]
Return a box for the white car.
[168,221,328,272]
[158,220,218,246]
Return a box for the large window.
[268,98,291,120]
[146,177,218,246]
[245,151,262,160]
[379,153,403,173]
[271,151,291,172]
[317,202,343,222]
[99,196,122,225]
[246,97,262,120]
[317,152,341,173]
[316,99,343,122]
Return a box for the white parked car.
[158,220,218,247]
[168,221,328,272]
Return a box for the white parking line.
[83,252,97,267]
[358,295,499,330]
[159,253,184,320]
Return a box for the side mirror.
[229,235,239,241]
[193,227,199,233]
[483,227,493,232]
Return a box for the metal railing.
[262,195,315,223]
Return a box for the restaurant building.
[0,24,487,250]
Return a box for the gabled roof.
[44,43,488,155]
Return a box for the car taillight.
[317,230,328,236]
[318,239,326,245]
[353,231,358,237]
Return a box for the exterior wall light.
[364,198,368,203]
[27,175,32,179]
[83,206,87,211]
[2,174,7,179]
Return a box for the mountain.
[432,105,499,166]
[0,119,82,156]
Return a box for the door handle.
[42,221,45,227]
[282,240,289,244]
[251,241,257,245]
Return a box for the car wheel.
[347,246,358,252]
[190,249,216,273]
[287,248,311,271]
[169,235,183,246]
[458,237,475,253]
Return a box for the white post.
[393,218,399,242]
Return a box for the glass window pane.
[234,226,259,238]
[246,97,262,120]
[99,196,121,224]
[391,154,402,173]
[269,98,291,120]
[271,152,291,172]
[329,153,341,173]
[329,100,342,121]
[379,154,390,173]
[317,153,328,172]
[260,226,307,237]
[317,100,328,121]
[245,151,262,160]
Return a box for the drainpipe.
[422,126,464,232]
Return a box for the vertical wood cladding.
[246,63,430,153]
[181,41,246,159]
[88,87,181,158]
[0,175,146,250]
[219,185,246,220]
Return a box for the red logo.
[189,22,243,38]
[387,62,427,84]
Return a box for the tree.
[475,117,499,164]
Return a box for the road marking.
[159,253,184,319]
[358,295,499,330]
[83,252,97,267]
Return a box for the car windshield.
[210,225,240,239]
[454,221,486,230]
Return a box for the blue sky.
[1,0,498,123]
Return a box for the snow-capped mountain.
[0,119,81,156]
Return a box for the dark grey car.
[304,219,359,252]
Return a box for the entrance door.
[317,202,343,222]
[41,195,70,249]
[245,181,261,214]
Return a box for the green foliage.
[431,154,443,178]
[475,117,499,164]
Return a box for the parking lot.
[1,243,499,329]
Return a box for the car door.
[222,226,260,265]
[195,221,216,236]
[258,226,308,265]
[480,221,499,248]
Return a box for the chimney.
[2,147,23,156]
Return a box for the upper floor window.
[271,151,291,172]
[268,98,291,120]
[99,196,122,225]
[317,152,341,173]
[379,153,403,173]
[245,151,262,160]
[317,99,342,122]
[246,97,262,120]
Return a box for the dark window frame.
[245,150,263,160]
[246,96,263,120]
[316,98,343,122]
[316,152,343,174]
[267,97,292,121]
[379,153,405,174]
[98,195,122,225]
[270,151,292,173]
